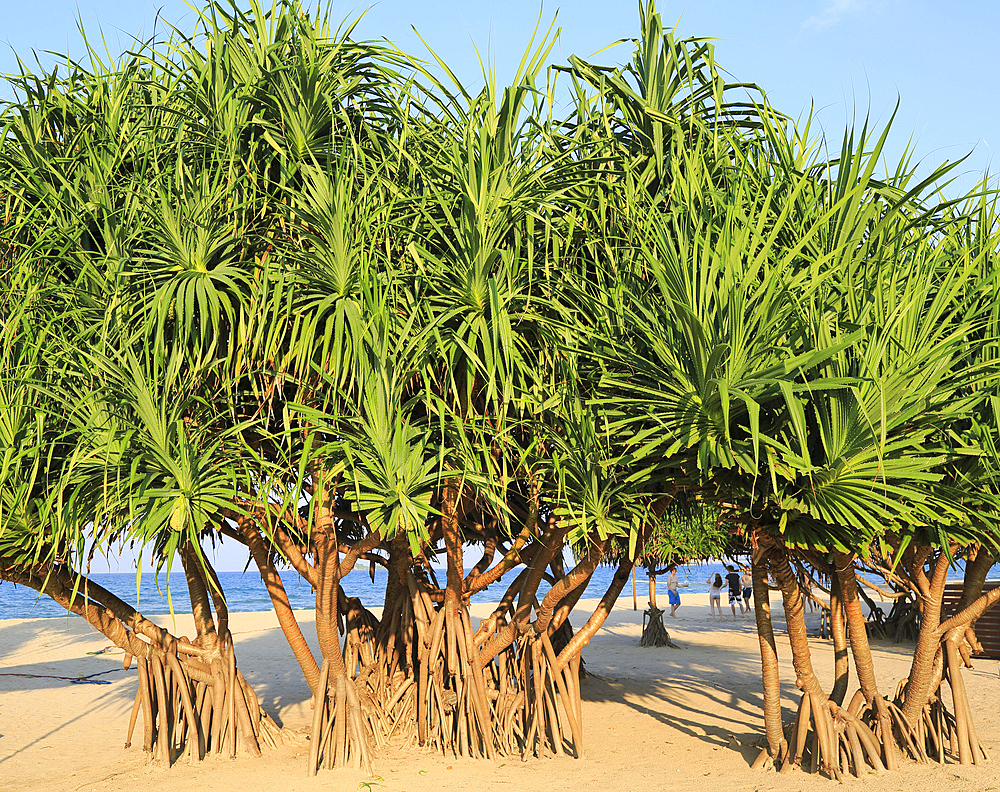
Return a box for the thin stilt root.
[415,598,580,760]
[305,581,585,772]
[639,607,680,648]
[309,660,376,774]
[754,692,888,779]
[884,647,991,768]
[755,675,991,778]
[128,645,284,765]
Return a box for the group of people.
[662,564,754,620]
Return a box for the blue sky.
[3,0,998,198]
[4,1,998,571]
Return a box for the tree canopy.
[3,0,1000,777]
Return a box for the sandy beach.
[2,597,999,792]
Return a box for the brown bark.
[555,555,634,671]
[752,546,784,760]
[338,528,383,579]
[549,566,598,635]
[944,636,974,764]
[477,520,568,666]
[832,551,897,770]
[308,660,331,777]
[955,545,995,613]
[1,559,283,764]
[441,480,465,612]
[376,535,412,678]
[200,552,230,646]
[241,519,322,693]
[517,517,567,612]
[466,526,537,594]
[937,585,1000,635]
[533,538,606,636]
[769,549,823,695]
[464,533,497,586]
[179,545,219,649]
[314,531,341,664]
[901,549,951,723]
[828,568,849,706]
[270,522,318,587]
[473,568,527,648]
[832,551,882,704]
[6,563,168,661]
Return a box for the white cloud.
[803,0,880,31]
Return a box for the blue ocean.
[1,559,996,620]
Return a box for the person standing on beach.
[666,566,681,618]
[724,565,743,618]
[707,573,723,620]
[740,565,753,614]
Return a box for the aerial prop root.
[754,692,888,778]
[906,641,991,766]
[755,681,990,777]
[309,658,376,775]
[413,599,497,759]
[520,631,584,759]
[303,580,588,770]
[411,594,582,760]
[639,606,679,648]
[125,644,284,765]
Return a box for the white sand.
[2,595,999,792]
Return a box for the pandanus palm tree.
[8,0,1000,782]
[731,123,1000,777]
[573,73,1000,775]
[0,0,788,772]
[0,0,372,762]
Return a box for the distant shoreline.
[5,561,996,620]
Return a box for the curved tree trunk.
[750,547,784,762]
[828,567,849,707]
[954,545,995,614]
[832,551,898,771]
[769,549,823,695]
[901,549,951,724]
[752,547,890,779]
[294,494,661,772]
[310,495,375,774]
[241,519,321,694]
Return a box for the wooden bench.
[942,580,1000,660]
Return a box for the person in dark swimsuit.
[724,565,743,618]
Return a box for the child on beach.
[707,573,723,620]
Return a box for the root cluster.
[639,607,679,648]
[756,671,990,780]
[307,579,586,774]
[127,644,284,765]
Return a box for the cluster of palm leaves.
[3,0,1000,776]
